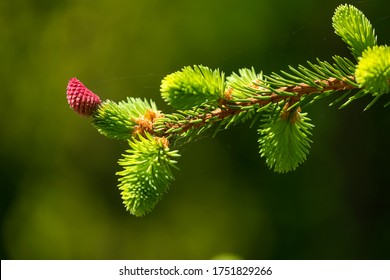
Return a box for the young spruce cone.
[66,77,101,116]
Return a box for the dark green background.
[1,0,389,259]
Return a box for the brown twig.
[155,76,357,137]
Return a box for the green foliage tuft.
[160,65,225,109]
[92,98,160,140]
[226,67,267,99]
[332,4,377,58]
[116,133,180,216]
[355,45,390,96]
[258,107,314,173]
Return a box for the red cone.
[66,78,102,116]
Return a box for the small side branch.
[157,76,358,136]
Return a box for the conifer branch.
[66,4,389,216]
[156,76,358,137]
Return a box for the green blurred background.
[1,0,389,259]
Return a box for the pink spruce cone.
[66,77,102,116]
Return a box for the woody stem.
[154,76,357,137]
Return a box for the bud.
[66,77,102,116]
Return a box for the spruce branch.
[153,76,356,138]
[66,4,389,216]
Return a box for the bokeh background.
[1,0,389,259]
